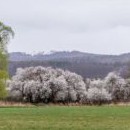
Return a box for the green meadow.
[0,106,130,130]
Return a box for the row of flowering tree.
[7,66,130,105]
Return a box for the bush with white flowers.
[8,67,130,104]
[87,79,111,104]
[104,72,127,102]
[8,66,87,103]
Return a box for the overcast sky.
[0,0,130,54]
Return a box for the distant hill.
[9,51,130,78]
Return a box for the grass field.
[0,105,130,130]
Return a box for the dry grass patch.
[0,101,32,107]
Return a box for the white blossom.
[8,66,87,103]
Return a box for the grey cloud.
[1,0,130,54]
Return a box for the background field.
[0,106,130,130]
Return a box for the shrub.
[8,66,87,103]
[104,72,126,102]
[87,87,111,105]
[87,79,111,105]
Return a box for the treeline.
[9,51,130,79]
[7,66,130,105]
[9,60,124,79]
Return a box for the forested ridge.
[9,51,130,78]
